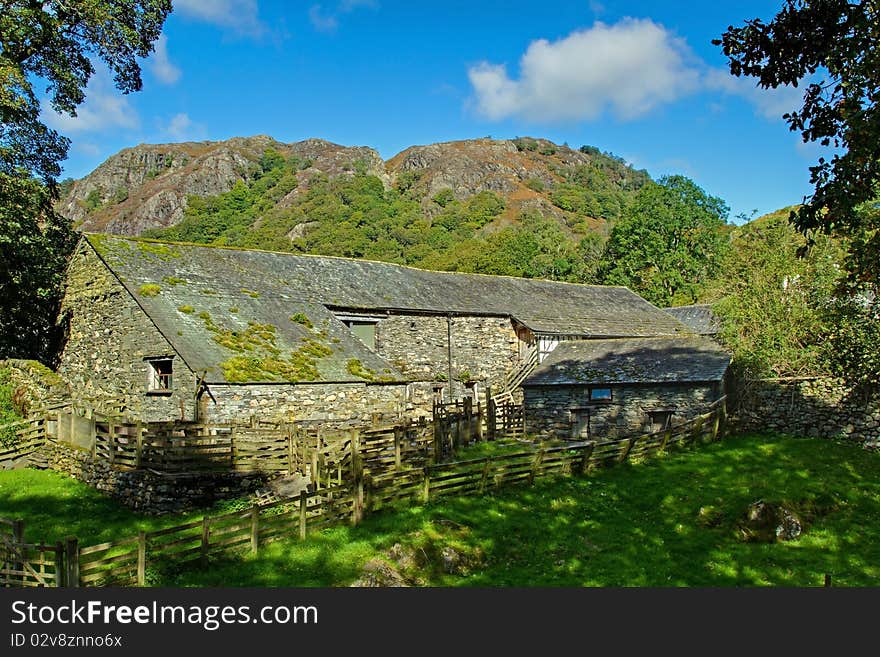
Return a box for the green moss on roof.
[162,276,187,286]
[346,358,396,382]
[241,288,260,298]
[177,305,195,314]
[289,312,312,328]
[136,241,181,260]
[138,283,161,297]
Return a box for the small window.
[345,321,377,350]
[147,359,173,393]
[589,387,612,402]
[648,410,673,431]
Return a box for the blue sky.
[44,0,827,221]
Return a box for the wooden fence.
[0,518,66,588]
[0,417,47,468]
[432,397,483,459]
[1,397,727,587]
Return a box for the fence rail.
[1,396,727,588]
[0,417,47,467]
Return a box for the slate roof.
[522,337,730,386]
[663,304,721,336]
[85,235,692,384]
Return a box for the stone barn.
[56,235,693,426]
[522,336,730,440]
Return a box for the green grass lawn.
[2,432,879,586]
[0,469,207,545]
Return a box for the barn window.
[345,321,377,350]
[589,387,612,402]
[146,358,173,394]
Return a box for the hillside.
[58,136,650,282]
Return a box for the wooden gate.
[1,535,62,587]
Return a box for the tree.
[596,175,729,306]
[715,1,880,286]
[705,209,843,378]
[0,1,171,362]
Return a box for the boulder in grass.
[738,500,803,542]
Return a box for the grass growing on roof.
[138,283,161,297]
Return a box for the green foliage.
[524,178,544,192]
[432,188,455,208]
[83,188,103,212]
[597,175,730,306]
[142,143,647,284]
[701,208,843,378]
[138,283,161,297]
[716,2,880,288]
[823,295,880,390]
[0,176,76,362]
[0,368,25,445]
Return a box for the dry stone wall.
[733,377,880,446]
[43,442,266,513]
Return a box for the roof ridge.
[83,233,634,291]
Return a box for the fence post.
[230,426,238,471]
[299,494,308,540]
[690,416,705,445]
[660,428,672,451]
[422,466,431,503]
[393,427,402,470]
[580,442,595,475]
[619,436,638,463]
[64,536,79,588]
[54,541,64,587]
[486,386,496,441]
[12,518,24,544]
[480,458,491,493]
[250,507,259,554]
[108,423,116,466]
[137,531,146,586]
[200,516,209,565]
[529,449,545,485]
[135,423,143,469]
[287,429,295,474]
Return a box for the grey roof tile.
[87,235,692,384]
[523,336,731,386]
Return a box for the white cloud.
[174,0,265,37]
[149,34,181,84]
[309,0,378,34]
[468,19,700,123]
[308,5,338,33]
[42,69,140,133]
[162,113,205,141]
[705,68,803,120]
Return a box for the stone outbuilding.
[522,336,730,440]
[663,304,721,337]
[57,235,690,426]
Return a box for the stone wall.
[58,241,197,422]
[204,381,409,425]
[524,383,721,441]
[43,441,266,513]
[0,359,71,413]
[732,377,880,446]
[374,314,519,399]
